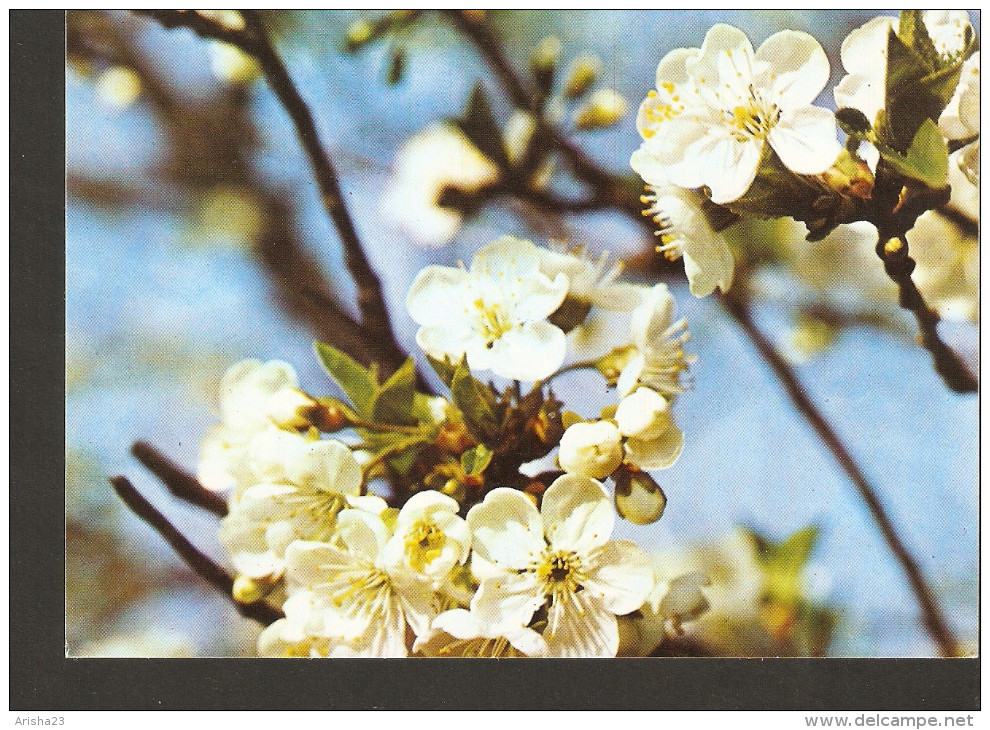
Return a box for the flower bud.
[615,387,674,440]
[232,574,276,604]
[563,53,601,99]
[573,89,628,131]
[266,387,319,429]
[613,467,667,525]
[558,420,623,479]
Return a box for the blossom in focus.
[466,475,654,657]
[383,123,500,247]
[380,491,472,586]
[536,245,645,313]
[638,182,734,297]
[940,52,980,187]
[617,284,693,398]
[557,420,624,479]
[277,510,441,657]
[406,236,569,381]
[632,24,840,204]
[219,432,364,579]
[616,387,684,470]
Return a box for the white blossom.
[406,236,569,381]
[380,491,471,587]
[383,123,500,248]
[557,420,624,479]
[219,432,364,579]
[616,387,684,470]
[617,284,693,398]
[633,24,840,204]
[196,359,317,493]
[638,182,734,297]
[414,608,547,657]
[536,245,644,312]
[465,475,654,657]
[278,510,441,657]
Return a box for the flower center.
[473,298,514,348]
[536,549,583,596]
[405,519,446,572]
[726,90,780,142]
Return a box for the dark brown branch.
[876,236,978,394]
[238,10,407,372]
[131,441,228,517]
[109,476,283,626]
[717,289,960,658]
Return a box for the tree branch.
[717,289,959,658]
[131,441,228,517]
[109,476,283,626]
[876,236,978,394]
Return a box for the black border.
[15,9,979,711]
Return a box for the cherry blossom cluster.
[198,235,708,657]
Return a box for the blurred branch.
[876,236,977,394]
[109,476,283,626]
[135,9,426,386]
[717,288,959,658]
[443,10,961,656]
[935,205,979,240]
[131,441,227,517]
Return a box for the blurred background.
[65,10,978,657]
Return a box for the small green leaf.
[460,444,493,476]
[878,118,949,188]
[835,107,872,137]
[425,354,459,387]
[897,9,939,70]
[450,358,499,439]
[370,356,417,425]
[454,84,510,170]
[315,342,379,416]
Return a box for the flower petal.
[544,591,619,658]
[699,134,762,204]
[466,488,545,572]
[756,30,830,108]
[583,539,655,615]
[407,265,471,326]
[486,321,566,381]
[541,474,614,555]
[624,425,684,469]
[770,106,840,176]
[470,574,544,633]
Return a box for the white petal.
[656,46,698,88]
[336,509,391,563]
[469,235,541,281]
[770,106,841,176]
[544,591,618,658]
[833,73,885,125]
[756,30,830,108]
[283,541,349,589]
[682,229,734,297]
[416,323,473,363]
[486,321,566,381]
[700,135,762,204]
[406,265,471,326]
[471,574,544,633]
[541,474,614,555]
[466,488,545,572]
[583,540,655,614]
[624,425,684,470]
[288,439,362,496]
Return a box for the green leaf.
[314,342,379,416]
[450,358,499,439]
[370,356,417,425]
[776,526,820,575]
[460,444,493,476]
[454,84,510,170]
[897,9,939,70]
[425,354,459,387]
[883,29,963,151]
[878,118,949,188]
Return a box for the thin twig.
[109,476,283,626]
[446,10,962,657]
[137,9,415,381]
[717,289,959,658]
[876,236,978,394]
[131,441,228,517]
